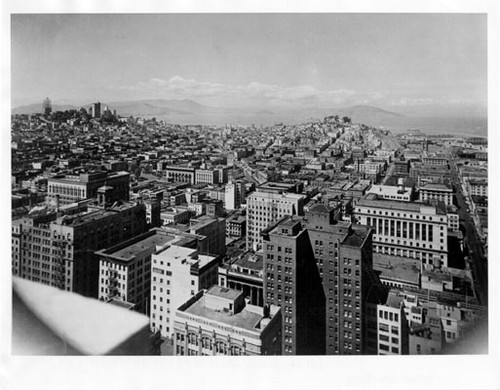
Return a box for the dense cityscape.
[11,98,488,355]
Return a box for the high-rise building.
[302,204,387,355]
[96,229,174,314]
[189,216,226,257]
[12,200,148,298]
[149,244,219,338]
[173,286,281,356]
[42,97,52,116]
[91,102,101,118]
[246,189,306,251]
[225,180,246,210]
[262,217,325,355]
[355,193,449,267]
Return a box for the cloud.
[117,75,363,107]
[118,76,480,110]
[389,97,482,107]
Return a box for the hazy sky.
[11,14,487,113]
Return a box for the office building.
[262,217,325,355]
[419,183,454,207]
[47,171,130,205]
[393,160,410,176]
[226,214,246,238]
[225,180,246,210]
[246,190,306,251]
[12,198,148,298]
[150,245,219,338]
[96,229,173,314]
[355,193,449,267]
[368,181,414,202]
[91,102,101,118]
[366,291,409,355]
[195,168,220,185]
[409,314,444,355]
[189,216,226,257]
[302,204,387,355]
[466,178,488,197]
[165,166,196,184]
[173,286,281,356]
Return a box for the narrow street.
[450,161,488,306]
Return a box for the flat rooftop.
[358,194,446,215]
[108,233,175,262]
[56,202,139,227]
[341,225,370,247]
[420,183,453,191]
[373,253,420,285]
[182,289,278,333]
[232,252,263,272]
[156,245,216,268]
[207,285,243,301]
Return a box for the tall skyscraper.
[302,204,387,355]
[42,97,52,116]
[91,102,101,118]
[262,217,325,355]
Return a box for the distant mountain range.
[12,99,404,121]
[11,99,487,135]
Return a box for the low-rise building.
[226,214,246,238]
[218,251,263,306]
[419,183,454,206]
[173,286,281,356]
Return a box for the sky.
[11,13,487,114]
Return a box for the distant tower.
[92,102,101,118]
[43,97,52,116]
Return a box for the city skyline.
[12,14,487,116]
[6,5,497,390]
